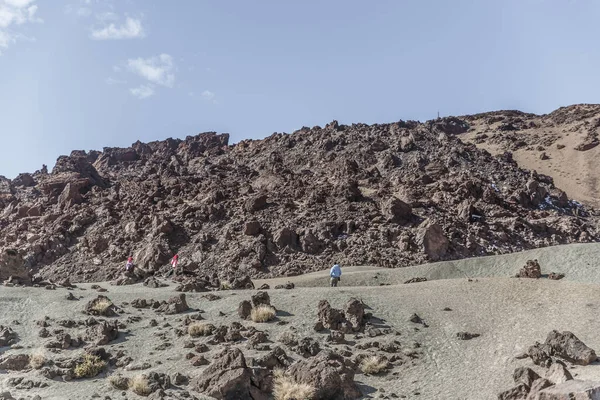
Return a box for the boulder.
[317,300,346,331]
[245,194,268,213]
[57,182,83,209]
[528,343,553,367]
[0,250,30,285]
[175,277,208,292]
[244,221,261,236]
[344,298,365,331]
[157,294,189,315]
[286,351,361,400]
[238,300,252,320]
[381,198,412,223]
[545,331,597,366]
[192,347,267,400]
[230,275,255,290]
[498,384,529,400]
[416,221,449,261]
[528,378,554,399]
[275,227,299,250]
[545,362,573,385]
[144,277,167,288]
[517,260,542,279]
[513,367,540,387]
[0,325,18,347]
[251,347,290,370]
[85,321,119,345]
[536,380,600,399]
[251,291,271,308]
[295,337,321,358]
[0,354,30,371]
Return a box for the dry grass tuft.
[29,350,46,369]
[188,322,215,337]
[360,355,389,375]
[108,374,130,390]
[129,374,152,396]
[74,354,106,378]
[277,330,298,346]
[91,298,113,316]
[250,305,276,323]
[273,369,315,400]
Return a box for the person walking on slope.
[171,254,179,275]
[125,256,134,273]
[330,262,342,287]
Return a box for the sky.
[0,0,598,178]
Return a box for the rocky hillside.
[0,117,597,283]
[460,103,600,208]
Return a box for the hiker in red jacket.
[165,254,180,278]
[125,256,134,273]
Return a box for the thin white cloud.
[0,0,41,55]
[130,85,154,99]
[91,17,144,40]
[4,0,34,7]
[127,53,174,87]
[77,7,91,17]
[201,90,215,101]
[95,11,117,22]
[105,77,126,85]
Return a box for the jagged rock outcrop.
[0,119,596,283]
[191,347,268,399]
[286,351,362,400]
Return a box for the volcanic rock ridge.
[0,116,597,283]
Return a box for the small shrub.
[360,355,388,375]
[250,305,276,323]
[91,298,114,316]
[129,374,152,396]
[74,354,106,378]
[277,330,298,346]
[188,322,215,337]
[273,369,315,400]
[29,350,46,369]
[109,374,130,390]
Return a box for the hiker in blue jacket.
[330,263,342,287]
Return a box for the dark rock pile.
[0,118,597,283]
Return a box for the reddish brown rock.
[517,260,542,279]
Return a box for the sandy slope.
[2,243,600,399]
[256,242,600,288]
[460,105,600,208]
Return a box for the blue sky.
[0,0,598,178]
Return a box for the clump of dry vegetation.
[90,298,114,316]
[250,305,276,323]
[273,369,316,400]
[109,374,130,390]
[277,330,298,346]
[360,355,389,375]
[29,350,46,369]
[74,354,106,378]
[188,322,216,337]
[129,374,152,396]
